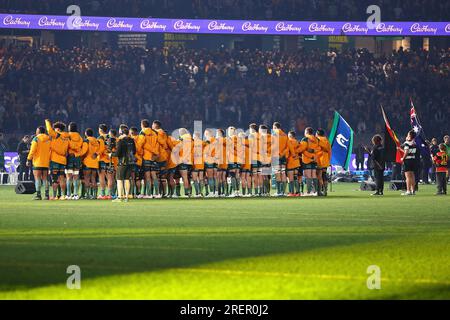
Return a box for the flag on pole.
[329,111,354,170]
[410,99,430,159]
[381,105,404,163]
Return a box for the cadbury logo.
[140,19,167,31]
[208,21,234,32]
[375,23,402,34]
[173,20,201,32]
[275,22,301,33]
[107,18,133,30]
[410,23,437,34]
[38,16,65,28]
[242,22,268,32]
[308,23,335,33]
[3,15,31,27]
[71,17,100,30]
[341,23,368,34]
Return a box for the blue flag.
[410,99,430,159]
[329,111,354,170]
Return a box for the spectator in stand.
[0,45,448,143]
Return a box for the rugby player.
[130,127,145,198]
[248,123,262,196]
[81,128,100,199]
[299,127,321,196]
[272,122,289,197]
[178,128,194,197]
[192,131,206,197]
[216,129,228,197]
[287,131,301,197]
[316,129,331,196]
[204,129,218,198]
[141,119,160,199]
[259,125,272,197]
[45,119,69,200]
[153,120,169,198]
[227,127,241,197]
[66,122,84,200]
[27,126,51,200]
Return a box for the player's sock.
[289,181,294,194]
[66,180,71,197]
[145,182,152,196]
[193,181,200,195]
[175,184,181,197]
[276,181,281,194]
[204,182,209,195]
[199,181,204,195]
[294,180,300,194]
[231,177,237,193]
[265,180,271,195]
[44,181,49,198]
[153,181,159,195]
[282,181,286,195]
[74,180,79,196]
[242,186,246,195]
[93,187,98,198]
[300,181,304,193]
[306,178,312,193]
[35,179,42,196]
[313,179,319,194]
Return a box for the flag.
[381,105,404,163]
[329,111,354,170]
[410,99,430,159]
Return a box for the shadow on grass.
[0,231,396,292]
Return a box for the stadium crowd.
[1,0,449,21]
[0,44,449,142]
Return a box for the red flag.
[381,105,404,163]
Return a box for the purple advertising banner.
[4,152,19,174]
[0,14,449,36]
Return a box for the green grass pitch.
[0,183,449,300]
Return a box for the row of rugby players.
[26,120,331,200]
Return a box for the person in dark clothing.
[401,130,420,196]
[367,135,385,196]
[355,144,366,171]
[112,125,136,203]
[17,135,32,181]
[429,138,439,183]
